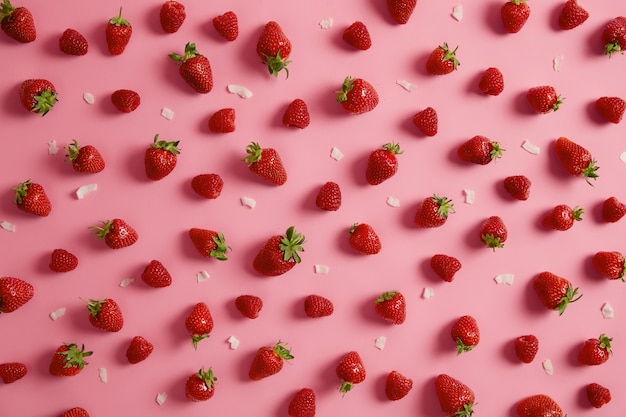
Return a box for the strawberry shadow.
[272,389,297,417]
[419,256,445,284]
[585,100,609,125]
[374,372,389,402]
[466,70,486,95]
[359,294,385,325]
[501,337,522,365]
[589,198,607,224]
[400,110,426,138]
[435,318,456,356]
[414,51,432,77]
[299,183,323,212]
[484,1,507,35]
[236,347,258,382]
[350,150,370,186]
[586,21,610,58]
[512,90,536,115]
[463,218,488,250]
[124,144,149,183]
[315,352,344,396]
[417,376,445,417]
[566,341,582,367]
[314,81,350,118]
[34,346,57,378]
[143,3,167,35]
[548,3,565,32]
[291,296,309,320]
[368,0,395,25]
[86,22,110,56]
[4,81,31,117]
[163,369,193,403]
[576,384,594,409]
[582,253,605,283]
[523,275,550,316]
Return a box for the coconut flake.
[156,392,168,405]
[620,152,626,163]
[240,197,256,209]
[494,273,515,285]
[75,183,98,200]
[98,368,108,383]
[119,278,135,288]
[386,196,400,207]
[553,54,564,72]
[314,264,330,275]
[0,220,16,232]
[330,147,344,161]
[83,93,95,105]
[49,307,66,321]
[463,189,475,205]
[396,80,417,92]
[228,335,240,350]
[452,5,463,21]
[227,84,253,99]
[48,140,59,155]
[160,107,174,120]
[319,17,333,29]
[542,359,553,375]
[422,287,434,299]
[601,302,614,319]
[374,336,387,350]
[522,140,540,155]
[197,270,210,283]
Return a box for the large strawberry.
[49,249,78,273]
[554,136,599,184]
[348,223,381,255]
[19,79,57,116]
[501,0,530,33]
[0,277,34,313]
[49,343,92,376]
[602,196,626,222]
[366,143,403,185]
[145,134,180,181]
[434,374,475,417]
[65,140,105,174]
[83,298,124,332]
[586,383,611,408]
[451,315,480,354]
[288,388,316,417]
[425,43,460,75]
[592,251,626,280]
[479,216,507,250]
[169,42,213,93]
[558,0,589,30]
[0,0,35,43]
[249,341,294,380]
[386,0,417,24]
[578,334,612,365]
[533,271,582,315]
[141,260,172,287]
[12,179,51,216]
[336,76,379,114]
[515,394,563,417]
[527,85,562,113]
[541,204,583,231]
[185,302,214,349]
[213,11,238,41]
[374,291,406,324]
[256,21,292,77]
[160,0,185,33]
[185,367,217,401]
[0,362,27,384]
[602,16,626,57]
[244,142,287,185]
[385,370,413,401]
[414,195,455,228]
[253,226,305,276]
[457,135,504,165]
[188,228,230,260]
[126,336,153,364]
[91,218,138,249]
[336,351,366,395]
[105,7,132,55]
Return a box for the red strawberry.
[541,204,584,230]
[244,142,287,185]
[595,96,625,123]
[0,362,27,383]
[586,383,611,408]
[533,271,582,315]
[208,108,235,133]
[59,28,88,55]
[374,291,406,324]
[385,370,413,401]
[106,8,132,55]
[602,16,626,57]
[430,254,462,282]
[480,216,507,251]
[185,302,214,349]
[141,260,172,288]
[578,334,612,365]
[343,21,371,50]
[413,107,438,136]
[426,43,460,75]
[126,336,154,364]
[65,140,105,173]
[514,334,539,363]
[304,294,334,318]
[288,388,316,417]
[558,0,589,30]
[527,86,562,113]
[111,89,140,113]
[479,67,504,96]
[90,218,138,249]
[12,180,51,216]
[554,136,598,184]
[83,298,123,332]
[336,351,366,395]
[144,134,180,181]
[185,367,217,401]
[434,374,475,417]
[602,196,626,222]
[413,195,455,228]
[49,249,78,272]
[366,143,402,185]
[169,42,213,93]
[516,394,563,417]
[253,226,305,276]
[19,79,57,115]
[213,11,238,41]
[386,0,417,24]
[256,21,292,77]
[49,343,92,376]
[348,223,381,255]
[58,407,90,417]
[283,98,310,129]
[191,174,224,199]
[160,0,185,33]
[457,135,504,165]
[315,181,341,211]
[0,277,34,313]
[235,295,263,319]
[501,0,530,33]
[188,228,230,260]
[336,76,379,114]
[249,341,294,380]
[0,0,35,43]
[503,175,531,200]
[451,315,480,354]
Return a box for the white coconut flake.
[463,189,475,205]
[542,359,553,375]
[374,336,387,350]
[83,93,94,105]
[386,196,400,207]
[422,287,435,299]
[48,140,59,155]
[49,307,66,321]
[396,80,417,92]
[227,84,253,99]
[620,152,626,163]
[452,5,463,21]
[330,147,344,161]
[197,270,210,283]
[494,273,515,285]
[0,220,16,232]
[98,367,108,383]
[228,335,240,350]
[522,140,540,155]
[156,392,168,406]
[75,183,98,200]
[240,197,256,209]
[319,17,333,29]
[314,264,330,275]
[119,278,135,288]
[553,54,564,72]
[601,302,614,319]
[160,107,174,120]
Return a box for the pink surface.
[1,0,626,416]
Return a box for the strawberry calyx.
[555,284,582,315]
[376,291,398,304]
[169,42,202,63]
[455,338,475,355]
[572,206,584,221]
[81,298,107,317]
[31,88,58,116]
[262,50,291,79]
[243,142,263,165]
[89,220,114,240]
[438,43,460,70]
[552,95,564,112]
[336,76,356,103]
[433,194,455,218]
[280,226,305,263]
[604,42,623,57]
[597,334,613,354]
[210,232,230,261]
[196,367,217,389]
[273,341,294,360]
[489,141,505,161]
[191,333,210,349]
[382,143,403,155]
[151,134,181,155]
[339,381,354,395]
[481,233,504,251]
[452,403,474,417]
[0,0,16,19]
[64,139,82,163]
[510,0,527,4]
[109,7,130,27]
[582,160,599,186]
[12,179,32,205]
[58,343,93,369]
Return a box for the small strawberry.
[191,174,224,199]
[0,277,34,313]
[413,195,455,228]
[558,0,589,30]
[304,294,334,318]
[283,98,310,129]
[578,334,612,365]
[141,260,172,288]
[0,362,27,384]
[348,223,381,255]
[430,254,462,282]
[19,79,57,115]
[208,108,235,133]
[533,271,582,315]
[65,140,105,173]
[315,181,341,211]
[343,21,371,50]
[366,143,403,185]
[249,341,294,380]
[434,374,476,417]
[385,370,413,401]
[374,291,406,325]
[527,85,563,113]
[49,343,92,376]
[126,336,154,364]
[336,76,379,114]
[386,0,417,24]
[90,218,138,249]
[542,204,583,230]
[188,228,230,260]
[59,28,88,55]
[253,226,305,276]
[503,175,531,200]
[243,142,287,185]
[144,134,180,181]
[602,196,626,222]
[49,249,78,272]
[413,106,438,136]
[213,11,238,41]
[169,42,213,93]
[516,394,563,417]
[105,7,132,55]
[288,388,316,417]
[602,16,626,57]
[480,216,508,251]
[336,351,366,395]
[554,136,599,184]
[426,43,460,75]
[457,135,504,165]
[235,295,263,319]
[595,96,625,123]
[111,89,140,113]
[451,315,480,354]
[160,0,185,33]
[83,298,123,332]
[185,302,214,349]
[256,21,292,77]
[586,383,611,408]
[0,0,35,43]
[12,179,51,216]
[58,407,90,417]
[501,0,530,33]
[514,334,539,363]
[479,67,504,96]
[185,367,217,401]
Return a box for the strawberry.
[479,67,504,96]
[348,223,381,255]
[515,394,563,417]
[366,143,403,185]
[235,295,263,319]
[595,96,625,123]
[288,388,316,417]
[304,294,334,318]
[425,43,460,75]
[501,0,530,33]
[59,28,88,55]
[126,336,153,364]
[533,271,582,315]
[283,98,310,129]
[413,195,455,228]
[188,228,230,260]
[343,21,371,50]
[514,334,539,363]
[386,0,417,24]
[527,85,562,113]
[336,351,366,395]
[83,298,123,332]
[413,106,438,136]
[185,302,214,349]
[315,181,341,211]
[554,136,599,184]
[65,140,105,173]
[160,0,185,33]
[0,0,35,43]
[457,135,504,165]
[213,11,238,41]
[541,204,583,231]
[430,254,462,282]
[336,76,379,114]
[169,42,213,93]
[141,260,172,288]
[558,0,589,30]
[434,374,475,417]
[191,174,224,199]
[256,21,292,77]
[185,367,217,401]
[602,196,626,222]
[243,142,288,185]
[144,134,180,181]
[586,383,611,408]
[58,407,90,417]
[90,218,138,249]
[111,89,140,113]
[12,179,51,216]
[374,291,406,324]
[503,175,531,200]
[0,277,34,313]
[249,341,294,380]
[208,108,235,133]
[480,216,508,251]
[253,226,305,276]
[105,8,132,55]
[578,334,612,365]
[49,249,78,272]
[385,370,413,401]
[451,315,480,354]
[19,79,57,115]
[0,362,27,383]
[49,343,92,376]
[602,16,626,57]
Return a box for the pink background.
[1,0,626,416]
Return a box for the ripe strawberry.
[188,228,230,260]
[169,42,213,93]
[12,180,51,216]
[160,0,185,33]
[19,79,57,115]
[185,367,217,401]
[501,0,530,33]
[595,96,625,123]
[578,334,612,365]
[413,106,438,136]
[374,291,406,324]
[59,28,88,55]
[366,143,403,185]
[451,315,480,354]
[516,394,563,417]
[315,181,341,211]
[65,140,105,173]
[336,76,379,114]
[288,388,316,417]
[430,254,462,282]
[256,21,292,77]
[503,175,531,200]
[49,343,92,376]
[249,341,294,380]
[191,174,224,199]
[141,260,172,288]
[434,374,475,417]
[336,351,366,395]
[480,216,508,251]
[343,21,371,50]
[90,218,138,249]
[0,0,35,43]
[457,135,504,165]
[527,85,562,113]
[558,0,589,30]
[386,0,417,24]
[144,134,180,181]
[542,204,583,230]
[554,136,598,184]
[304,294,334,318]
[426,43,460,75]
[283,98,310,128]
[533,271,582,315]
[586,383,611,408]
[0,277,34,313]
[58,407,90,417]
[111,89,140,113]
[243,142,287,185]
[348,223,381,255]
[253,226,305,276]
[208,108,235,133]
[126,336,154,364]
[235,295,263,319]
[213,11,238,41]
[479,67,504,96]
[185,302,214,349]
[602,196,626,222]
[106,8,132,55]
[414,195,455,228]
[602,16,626,57]
[83,298,123,332]
[385,370,413,401]
[0,362,27,383]
[49,249,78,272]
[514,334,539,363]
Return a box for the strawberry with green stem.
[366,143,402,185]
[533,271,582,315]
[188,228,230,260]
[12,179,51,216]
[185,302,213,349]
[243,142,287,185]
[578,334,612,365]
[90,218,138,249]
[65,140,105,174]
[527,86,562,113]
[105,7,132,55]
[348,223,381,255]
[434,374,476,417]
[374,291,406,324]
[253,226,305,276]
[19,79,57,116]
[249,341,294,380]
[145,134,180,181]
[541,204,583,231]
[414,195,455,228]
[451,315,480,354]
[426,43,460,75]
[602,16,626,57]
[480,216,507,251]
[185,367,217,401]
[592,251,626,280]
[169,42,213,93]
[336,351,366,395]
[0,0,35,43]
[256,21,292,77]
[457,135,504,165]
[554,136,598,185]
[336,76,379,114]
[82,298,124,332]
[49,343,92,376]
